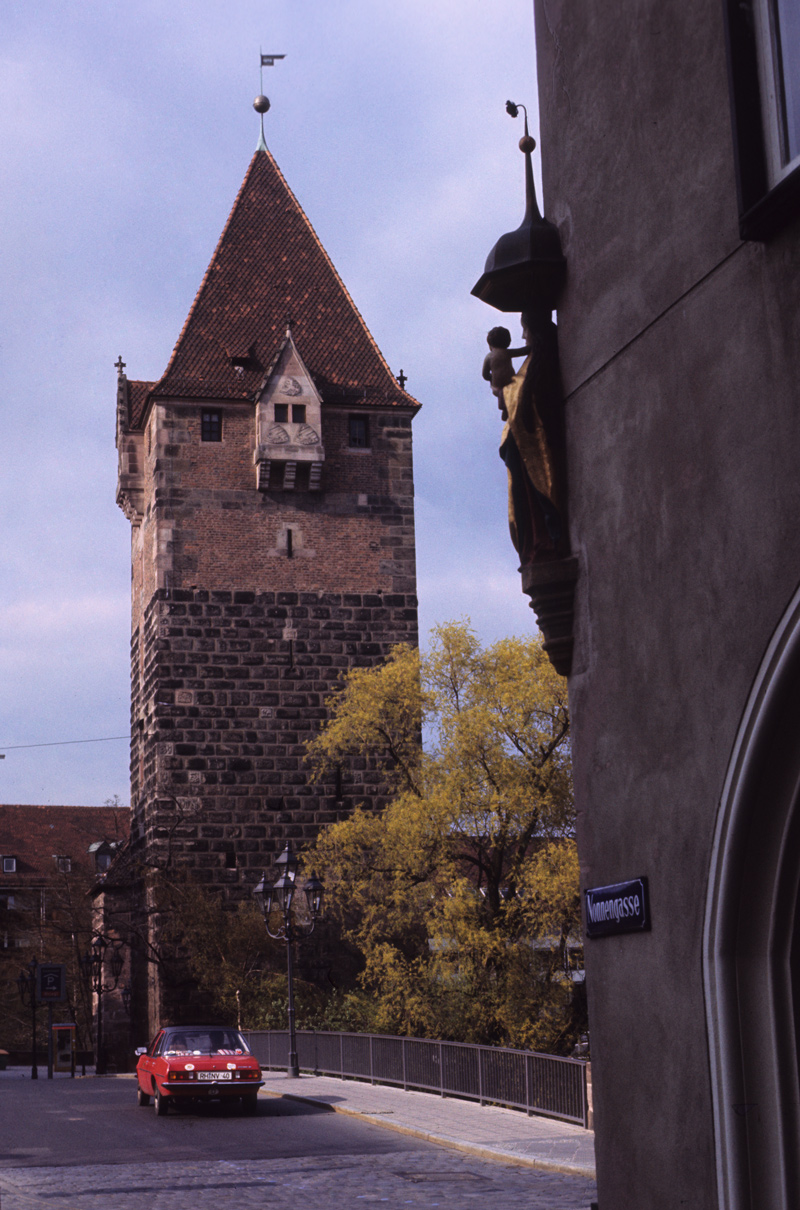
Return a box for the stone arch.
[704,584,800,1210]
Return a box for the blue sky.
[0,0,542,805]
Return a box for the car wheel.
[242,1094,258,1115]
[154,1087,169,1116]
[137,1085,150,1107]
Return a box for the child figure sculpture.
[482,326,529,419]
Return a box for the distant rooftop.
[0,804,130,885]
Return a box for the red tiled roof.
[126,150,420,429]
[0,805,130,886]
[127,381,157,430]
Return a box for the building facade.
[0,803,129,951]
[115,145,420,1038]
[520,1,800,1207]
[0,804,130,1061]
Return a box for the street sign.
[584,877,651,939]
[37,963,67,1003]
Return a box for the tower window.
[349,415,369,448]
[201,410,222,442]
[291,404,306,424]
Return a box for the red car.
[135,1026,263,1116]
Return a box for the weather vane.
[254,49,286,150]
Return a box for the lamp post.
[253,843,324,1078]
[16,958,39,1079]
[80,935,124,1076]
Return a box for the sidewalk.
[259,1071,596,1178]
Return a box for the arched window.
[704,583,800,1209]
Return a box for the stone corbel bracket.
[521,556,579,677]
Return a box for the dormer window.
[227,342,256,372]
[55,855,71,874]
[2,856,16,874]
[201,410,222,442]
[89,840,118,872]
[256,333,324,494]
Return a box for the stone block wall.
[128,586,418,891]
[120,388,419,1039]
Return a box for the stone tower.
[114,145,420,1036]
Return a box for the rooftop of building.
[124,148,420,429]
[0,804,130,886]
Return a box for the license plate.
[198,1071,232,1081]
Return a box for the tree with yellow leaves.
[306,621,584,1054]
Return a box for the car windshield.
[163,1030,250,1056]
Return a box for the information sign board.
[36,963,67,1003]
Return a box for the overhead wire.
[0,735,131,751]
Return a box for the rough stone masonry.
[109,144,421,1043]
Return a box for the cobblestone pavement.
[0,1070,596,1208]
[0,1153,596,1210]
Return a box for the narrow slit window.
[286,528,293,558]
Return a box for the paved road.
[0,1078,596,1209]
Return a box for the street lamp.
[80,934,124,1076]
[253,843,324,1078]
[16,958,39,1079]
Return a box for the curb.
[261,1088,596,1180]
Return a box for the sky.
[0,0,543,806]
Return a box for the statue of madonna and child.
[482,307,567,569]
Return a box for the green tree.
[306,622,583,1053]
[157,876,371,1033]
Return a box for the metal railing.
[243,1029,589,1128]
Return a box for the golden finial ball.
[519,134,536,154]
[253,95,271,114]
